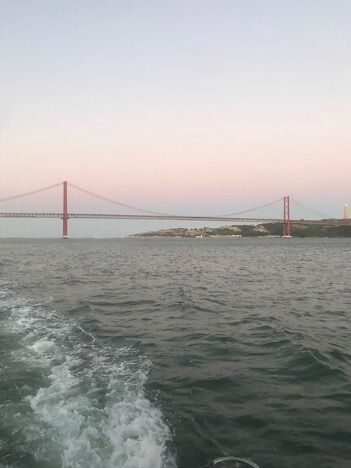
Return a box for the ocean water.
[0,237,350,468]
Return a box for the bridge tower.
[62,181,68,238]
[282,196,291,237]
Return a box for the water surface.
[0,238,350,468]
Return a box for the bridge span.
[1,181,349,237]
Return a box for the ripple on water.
[0,289,175,468]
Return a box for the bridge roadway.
[1,212,351,225]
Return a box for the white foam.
[1,287,175,468]
[105,396,172,468]
[28,352,175,467]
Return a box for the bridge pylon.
[62,181,69,238]
[282,196,291,237]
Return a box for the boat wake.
[0,282,175,468]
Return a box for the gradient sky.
[1,0,350,236]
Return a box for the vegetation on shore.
[129,222,351,238]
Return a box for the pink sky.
[1,1,350,235]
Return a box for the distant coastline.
[129,222,351,238]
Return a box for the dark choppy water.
[0,238,351,468]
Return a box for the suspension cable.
[218,197,284,217]
[0,182,62,203]
[68,182,172,216]
[290,198,332,219]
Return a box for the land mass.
[129,222,351,238]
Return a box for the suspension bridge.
[0,181,349,238]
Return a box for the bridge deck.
[1,212,350,225]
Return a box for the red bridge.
[0,181,349,238]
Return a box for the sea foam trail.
[0,284,175,468]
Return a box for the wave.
[0,284,175,468]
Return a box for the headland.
[129,222,351,238]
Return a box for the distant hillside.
[129,222,351,238]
